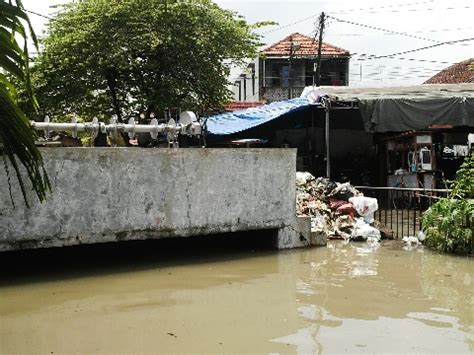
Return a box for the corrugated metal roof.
[262,32,350,57]
[313,83,474,100]
[206,98,313,135]
[206,84,474,136]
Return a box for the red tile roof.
[262,32,350,57]
[424,58,474,84]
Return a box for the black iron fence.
[355,186,451,239]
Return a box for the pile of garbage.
[296,172,381,243]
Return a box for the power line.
[328,0,435,15]
[327,26,474,37]
[259,1,470,35]
[261,14,319,34]
[330,5,471,15]
[24,9,54,20]
[327,15,439,43]
[413,26,473,34]
[356,37,474,61]
[353,56,456,65]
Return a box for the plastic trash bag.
[314,177,337,196]
[351,218,381,241]
[328,182,359,200]
[296,171,315,186]
[349,196,378,218]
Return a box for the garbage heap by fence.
[296,172,385,243]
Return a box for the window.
[264,60,305,88]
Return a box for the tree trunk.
[105,68,123,122]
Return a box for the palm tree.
[0,0,50,207]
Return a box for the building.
[424,58,474,84]
[259,32,350,102]
[228,33,350,105]
[228,59,260,104]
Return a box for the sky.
[22,0,474,87]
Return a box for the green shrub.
[422,153,473,255]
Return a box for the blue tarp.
[206,97,314,135]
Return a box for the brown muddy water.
[0,235,472,354]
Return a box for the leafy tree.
[0,0,50,207]
[31,0,265,122]
[422,153,473,255]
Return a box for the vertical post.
[315,12,325,87]
[288,38,300,99]
[310,105,315,173]
[288,40,294,99]
[325,101,330,178]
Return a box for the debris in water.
[402,236,422,250]
[417,230,426,242]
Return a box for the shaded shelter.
[205,84,474,186]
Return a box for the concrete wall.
[0,148,310,251]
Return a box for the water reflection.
[0,240,472,354]
[272,240,473,354]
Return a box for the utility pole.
[315,12,325,87]
[288,38,294,99]
[287,38,300,99]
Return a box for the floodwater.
[0,237,472,354]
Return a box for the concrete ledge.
[0,148,301,251]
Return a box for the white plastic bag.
[296,171,315,186]
[351,218,381,241]
[349,196,378,221]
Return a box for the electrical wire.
[327,26,473,36]
[327,0,435,15]
[261,0,435,34]
[327,15,439,43]
[259,1,470,35]
[353,56,456,65]
[356,38,474,61]
[261,14,319,34]
[24,9,54,20]
[413,26,474,34]
[330,5,471,15]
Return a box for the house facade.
[228,59,260,104]
[259,32,350,102]
[228,32,350,105]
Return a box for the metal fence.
[355,186,451,239]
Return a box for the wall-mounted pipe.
[31,112,203,145]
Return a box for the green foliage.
[31,0,265,122]
[422,153,473,255]
[0,0,50,207]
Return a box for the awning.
[315,83,474,132]
[206,97,315,135]
[205,84,474,136]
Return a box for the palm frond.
[0,0,50,206]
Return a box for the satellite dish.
[91,117,100,139]
[71,115,77,138]
[150,118,158,139]
[44,115,50,139]
[167,118,176,144]
[128,117,135,139]
[179,111,197,126]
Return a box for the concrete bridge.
[0,148,322,252]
